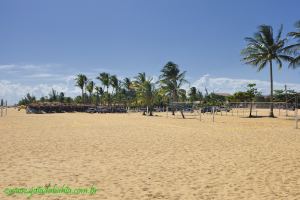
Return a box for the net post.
[5,100,7,116]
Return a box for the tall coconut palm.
[241,25,293,117]
[159,61,188,116]
[110,75,119,94]
[86,80,95,103]
[96,72,110,93]
[96,72,110,105]
[286,20,300,68]
[75,74,88,104]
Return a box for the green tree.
[95,86,104,106]
[96,73,110,105]
[241,25,293,117]
[189,87,197,102]
[110,75,119,94]
[188,87,203,102]
[135,73,156,116]
[159,61,188,116]
[49,88,58,102]
[246,84,259,117]
[86,81,95,103]
[75,74,88,104]
[97,72,110,94]
[18,93,36,105]
[58,92,65,103]
[122,77,135,108]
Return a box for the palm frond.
[288,55,300,69]
[275,24,283,43]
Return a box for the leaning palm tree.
[285,20,300,68]
[241,25,293,117]
[159,61,188,117]
[86,80,95,103]
[110,75,119,94]
[75,74,88,104]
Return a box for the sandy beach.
[0,108,300,199]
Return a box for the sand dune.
[0,108,300,199]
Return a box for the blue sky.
[0,0,300,103]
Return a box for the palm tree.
[134,73,155,116]
[133,73,147,108]
[122,77,135,108]
[241,25,293,117]
[96,72,110,93]
[95,86,104,106]
[75,74,88,104]
[96,72,110,105]
[286,20,300,68]
[189,87,197,102]
[159,61,188,116]
[110,75,119,94]
[134,72,146,86]
[86,80,95,103]
[123,77,132,90]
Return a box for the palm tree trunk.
[269,61,274,117]
[172,92,175,115]
[106,86,109,106]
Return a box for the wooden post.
[199,108,202,121]
[243,107,244,116]
[166,106,168,118]
[212,106,215,122]
[0,99,2,117]
[296,108,298,129]
[285,85,288,117]
[5,100,7,116]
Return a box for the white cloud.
[0,64,48,71]
[0,80,81,105]
[1,67,300,105]
[192,74,300,94]
[24,73,59,78]
[0,64,16,70]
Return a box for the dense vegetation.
[18,21,300,117]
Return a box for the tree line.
[18,20,300,117]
